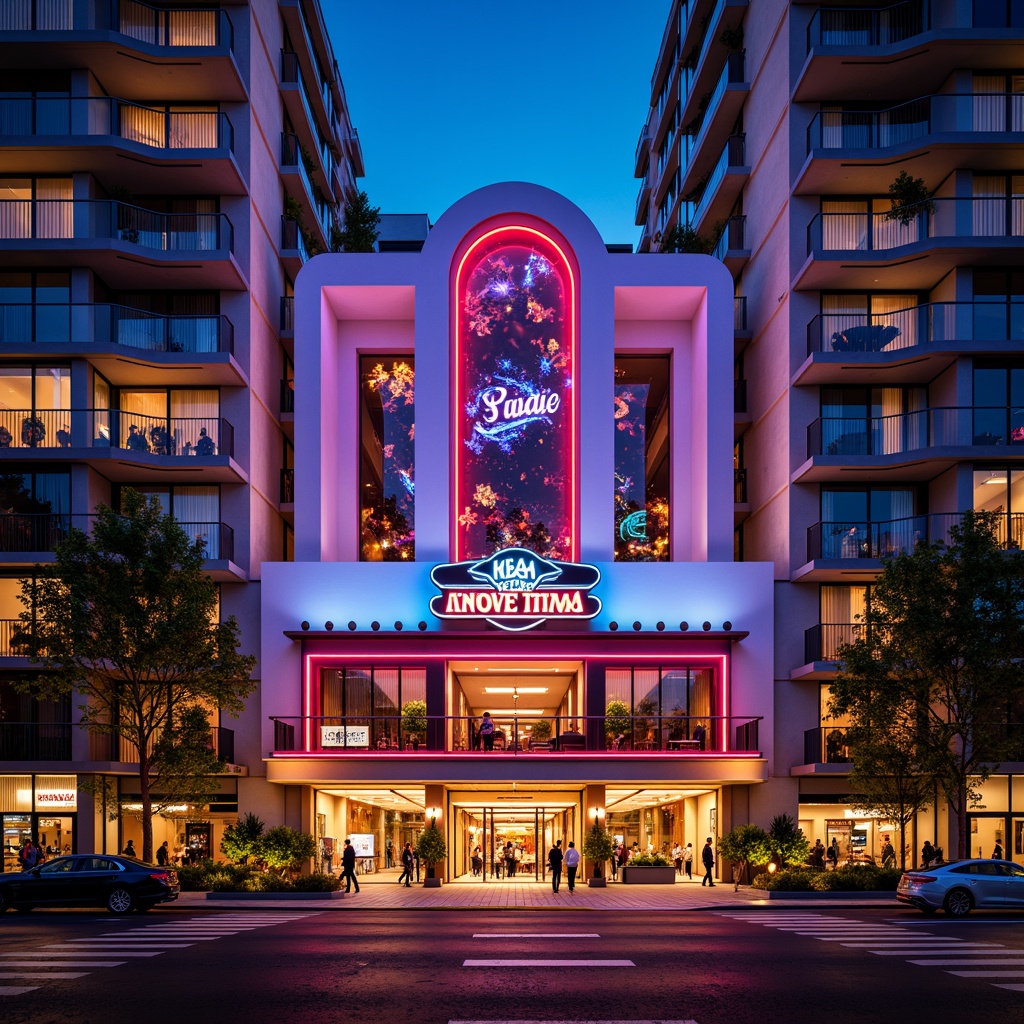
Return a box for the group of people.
[671,842,695,878]
[546,839,582,892]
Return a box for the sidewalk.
[177,878,894,912]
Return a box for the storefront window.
[318,666,426,750]
[454,228,576,560]
[614,356,669,560]
[605,665,716,750]
[360,356,415,561]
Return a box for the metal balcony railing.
[804,726,854,765]
[281,131,316,196]
[807,300,1024,358]
[0,302,232,353]
[0,513,71,552]
[280,296,294,333]
[692,134,745,223]
[116,1,233,48]
[0,96,232,150]
[804,622,858,662]
[807,406,1024,459]
[734,295,747,331]
[806,0,928,51]
[268,713,762,756]
[807,511,1024,562]
[280,467,294,504]
[734,467,748,503]
[88,724,235,764]
[89,410,232,458]
[808,197,1024,255]
[807,93,1024,154]
[0,721,72,760]
[281,217,310,262]
[712,215,745,260]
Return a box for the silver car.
[897,858,1024,916]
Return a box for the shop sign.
[35,789,77,811]
[430,546,601,631]
[320,725,369,748]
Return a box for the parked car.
[896,858,1024,916]
[0,854,179,915]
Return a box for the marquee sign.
[430,547,601,631]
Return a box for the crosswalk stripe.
[0,961,125,968]
[908,958,1024,966]
[0,972,89,980]
[950,972,1024,978]
[463,960,635,968]
[7,951,162,958]
[0,987,39,995]
[993,983,1024,990]
[471,934,601,939]
[869,949,1015,956]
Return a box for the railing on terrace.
[807,406,1024,458]
[807,93,1024,154]
[806,1,928,50]
[808,198,1024,254]
[0,302,232,353]
[807,511,1024,561]
[281,217,310,261]
[281,131,315,196]
[804,726,854,764]
[734,467,747,503]
[0,200,233,252]
[88,725,234,763]
[692,134,745,223]
[712,215,745,260]
[88,410,233,457]
[280,295,294,333]
[0,513,71,552]
[0,96,232,150]
[807,300,1024,358]
[734,295,747,331]
[689,51,745,140]
[116,1,232,48]
[268,714,762,756]
[0,721,72,760]
[805,622,860,662]
[635,121,650,168]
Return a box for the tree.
[830,511,1024,858]
[415,822,447,878]
[765,813,810,868]
[221,812,266,865]
[13,489,257,863]
[582,820,615,878]
[145,704,226,815]
[334,189,380,252]
[258,825,315,875]
[884,170,935,225]
[718,823,769,890]
[657,222,711,254]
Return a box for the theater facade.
[259,184,776,881]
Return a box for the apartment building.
[635,0,1024,865]
[0,0,362,869]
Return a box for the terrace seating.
[831,324,900,352]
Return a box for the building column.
[583,783,607,881]
[424,784,445,881]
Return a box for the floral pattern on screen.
[360,359,415,560]
[456,236,574,559]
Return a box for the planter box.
[204,889,346,901]
[621,865,675,885]
[587,876,607,887]
[423,876,442,887]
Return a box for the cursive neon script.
[479,385,561,425]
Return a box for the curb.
[203,890,346,901]
[765,890,894,901]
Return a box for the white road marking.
[448,1020,698,1023]
[908,958,1024,966]
[6,951,162,958]
[0,972,89,980]
[0,961,126,968]
[463,959,635,968]
[869,949,1014,956]
[993,983,1024,990]
[471,933,601,938]
[950,971,1024,978]
[0,987,39,995]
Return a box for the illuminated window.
[454,228,576,560]
[360,356,415,561]
[614,356,669,560]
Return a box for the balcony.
[280,49,334,162]
[280,296,295,337]
[280,467,294,506]
[802,726,853,767]
[280,216,312,276]
[681,52,748,194]
[734,295,748,334]
[0,2,244,103]
[0,721,72,761]
[634,121,651,176]
[0,513,70,561]
[798,93,1024,196]
[634,170,653,226]
[268,713,762,757]
[803,622,860,667]
[0,200,242,290]
[800,407,1024,481]
[796,0,1022,102]
[798,198,1024,291]
[711,214,748,275]
[88,724,237,766]
[0,303,241,386]
[798,301,1024,385]
[690,133,748,235]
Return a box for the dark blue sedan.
[0,854,179,914]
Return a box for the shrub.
[751,868,815,891]
[221,812,265,864]
[582,821,615,876]
[628,852,671,866]
[175,865,213,891]
[415,823,447,873]
[718,823,770,887]
[257,826,316,873]
[766,814,811,868]
[292,871,342,892]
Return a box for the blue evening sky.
[326,3,669,247]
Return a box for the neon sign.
[430,546,601,631]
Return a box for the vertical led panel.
[454,226,577,560]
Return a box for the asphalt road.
[1,906,1023,1024]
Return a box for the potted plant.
[621,851,676,884]
[605,699,630,747]
[718,823,770,891]
[884,171,934,226]
[415,820,447,887]
[529,718,552,747]
[582,820,615,887]
[401,698,427,749]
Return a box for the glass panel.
[360,357,415,561]
[614,356,669,561]
[0,779,32,812]
[455,230,575,560]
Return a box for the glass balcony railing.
[807,301,1024,358]
[281,131,315,196]
[0,96,232,150]
[806,1,928,51]
[281,217,310,262]
[115,1,233,49]
[280,295,294,333]
[807,93,1024,154]
[807,407,1024,459]
[0,302,233,353]
[691,134,744,223]
[268,713,762,756]
[804,726,854,765]
[712,214,745,260]
[808,197,1024,255]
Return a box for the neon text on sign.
[453,225,578,561]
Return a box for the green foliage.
[604,699,631,737]
[220,812,266,865]
[582,821,615,874]
[334,189,381,252]
[884,170,935,225]
[718,26,743,51]
[658,223,712,254]
[175,864,215,891]
[751,868,814,891]
[257,826,316,872]
[415,823,447,868]
[766,813,811,867]
[718,823,770,887]
[530,719,552,742]
[148,705,225,813]
[292,871,342,892]
[401,699,427,735]
[12,488,256,863]
[627,852,671,866]
[830,510,1024,858]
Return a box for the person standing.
[881,837,896,869]
[564,840,581,892]
[683,842,694,880]
[548,839,564,893]
[341,838,361,894]
[385,836,393,869]
[479,711,495,751]
[398,842,414,887]
[993,842,1004,859]
[18,838,37,871]
[156,841,170,867]
[701,836,716,887]
[123,840,137,858]
[672,842,683,876]
[921,840,935,868]
[827,838,839,869]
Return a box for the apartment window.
[360,356,414,561]
[614,355,669,561]
[0,72,71,135]
[972,174,1024,236]
[818,584,871,659]
[605,665,717,748]
[819,487,918,558]
[0,271,70,344]
[0,177,72,239]
[973,1,1024,28]
[821,292,920,351]
[115,388,220,455]
[118,103,220,149]
[820,197,920,251]
[973,74,1024,131]
[0,366,69,449]
[973,467,1024,547]
[973,362,1024,444]
[819,386,927,456]
[0,470,69,516]
[973,270,1024,340]
[317,666,426,749]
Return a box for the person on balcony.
[478,711,495,751]
[194,427,215,456]
[0,425,11,447]
[126,424,149,452]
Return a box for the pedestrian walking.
[548,839,563,893]
[881,837,896,869]
[672,843,683,875]
[398,842,414,886]
[156,841,170,866]
[701,836,716,886]
[386,836,393,868]
[683,842,693,879]
[341,838,360,894]
[18,838,38,871]
[993,842,1004,859]
[564,840,581,892]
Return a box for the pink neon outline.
[452,224,579,561]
